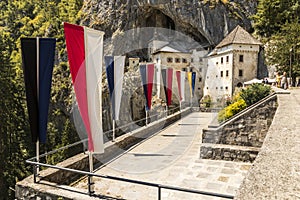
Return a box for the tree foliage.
[0,0,83,198]
[252,0,300,83]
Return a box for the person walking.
[276,72,281,88]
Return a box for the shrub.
[218,99,247,122]
[202,95,212,108]
[218,83,272,122]
[240,83,271,106]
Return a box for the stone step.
[200,143,260,163]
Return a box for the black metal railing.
[25,107,234,199]
[26,159,234,199]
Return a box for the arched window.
[237,82,243,88]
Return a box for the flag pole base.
[145,110,148,126]
[165,106,168,118]
[35,140,40,183]
[88,152,95,195]
[112,119,115,142]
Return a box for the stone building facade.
[203,25,262,102]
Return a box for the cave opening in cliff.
[145,9,175,30]
[141,7,210,49]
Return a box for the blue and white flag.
[105,56,125,120]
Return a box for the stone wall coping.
[201,143,260,152]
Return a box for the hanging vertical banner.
[139,63,155,110]
[155,58,161,99]
[105,56,125,120]
[187,71,192,97]
[192,71,196,97]
[176,71,185,102]
[64,22,104,153]
[21,38,56,143]
[162,68,173,106]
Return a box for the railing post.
[158,186,161,200]
[88,174,95,196]
[33,164,37,183]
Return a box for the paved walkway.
[235,88,300,200]
[74,112,252,200]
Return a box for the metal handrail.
[24,106,234,199]
[26,159,234,199]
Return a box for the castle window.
[167,57,173,63]
[221,57,224,64]
[175,58,180,63]
[239,55,244,62]
[199,77,202,82]
[216,87,218,90]
[226,56,229,63]
[191,58,194,63]
[182,58,187,63]
[182,68,186,71]
[220,86,223,89]
[216,62,218,65]
[226,70,229,77]
[132,60,135,64]
[198,87,201,90]
[239,69,243,77]
[220,71,223,77]
[225,86,228,90]
[199,58,203,62]
[199,68,202,72]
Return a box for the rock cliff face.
[81,0,257,48]
[78,0,259,137]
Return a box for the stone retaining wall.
[200,94,277,162]
[200,143,259,162]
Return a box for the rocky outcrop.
[81,0,257,49]
[78,0,259,140]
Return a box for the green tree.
[265,21,300,82]
[252,0,299,37]
[252,0,299,84]
[0,0,83,198]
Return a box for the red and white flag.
[64,23,104,153]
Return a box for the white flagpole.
[180,101,182,112]
[145,109,148,126]
[88,151,94,194]
[36,37,40,178]
[165,105,168,118]
[112,119,115,141]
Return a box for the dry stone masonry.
[200,94,277,162]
